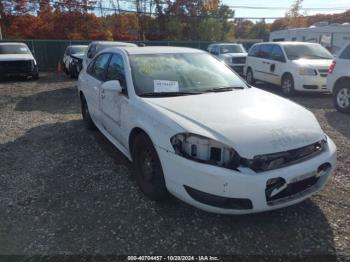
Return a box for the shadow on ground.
[325,111,350,139]
[15,86,79,114]
[0,120,336,256]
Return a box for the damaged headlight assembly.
[170,133,241,170]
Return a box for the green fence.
[0,39,262,71]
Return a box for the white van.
[244,42,333,96]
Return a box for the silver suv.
[208,43,247,76]
[327,42,350,114]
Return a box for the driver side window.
[106,54,126,88]
[87,53,111,81]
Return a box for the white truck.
[270,22,350,55]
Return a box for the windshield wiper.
[139,91,204,97]
[203,86,245,92]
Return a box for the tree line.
[0,0,349,41]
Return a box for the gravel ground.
[0,73,349,258]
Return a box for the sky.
[221,0,350,20]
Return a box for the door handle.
[101,94,105,99]
[101,89,105,94]
[270,64,276,72]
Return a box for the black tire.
[31,73,39,80]
[281,74,295,96]
[81,97,96,130]
[246,68,255,85]
[69,65,78,79]
[333,82,350,114]
[132,133,169,201]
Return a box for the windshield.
[220,45,246,54]
[70,46,87,54]
[129,53,246,96]
[0,44,30,54]
[284,44,333,60]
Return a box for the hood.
[221,53,247,58]
[71,53,85,59]
[0,54,34,61]
[292,59,333,69]
[144,88,324,158]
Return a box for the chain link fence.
[0,39,262,71]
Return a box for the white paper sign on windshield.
[154,80,179,93]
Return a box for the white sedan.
[78,46,336,214]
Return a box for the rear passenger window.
[340,44,350,59]
[88,53,110,81]
[258,44,273,59]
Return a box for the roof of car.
[116,46,205,55]
[210,43,242,46]
[91,41,137,47]
[0,42,27,46]
[256,41,320,46]
[68,45,88,48]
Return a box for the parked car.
[0,42,39,80]
[208,43,247,75]
[244,42,333,96]
[78,46,336,214]
[62,45,88,78]
[327,42,350,114]
[82,41,137,68]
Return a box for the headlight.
[170,133,241,170]
[299,67,317,76]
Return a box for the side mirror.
[101,80,122,93]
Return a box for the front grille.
[232,57,246,64]
[0,60,33,74]
[231,66,244,75]
[318,69,328,78]
[243,140,326,172]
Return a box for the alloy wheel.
[337,87,350,109]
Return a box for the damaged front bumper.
[156,137,336,214]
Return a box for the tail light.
[329,60,336,74]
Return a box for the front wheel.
[81,98,96,130]
[132,133,169,201]
[281,74,295,96]
[246,68,255,85]
[333,82,350,114]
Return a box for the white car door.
[268,45,287,85]
[82,53,111,125]
[100,53,129,147]
[257,44,274,83]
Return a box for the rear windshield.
[0,44,31,54]
[283,44,333,60]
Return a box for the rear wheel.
[281,74,295,96]
[246,68,255,85]
[81,97,96,130]
[333,82,350,114]
[132,133,169,201]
